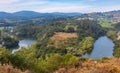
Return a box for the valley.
[0,10,120,73]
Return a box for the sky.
[0,0,120,13]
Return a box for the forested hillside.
[0,10,120,73]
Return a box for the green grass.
[99,19,113,28]
[0,27,4,30]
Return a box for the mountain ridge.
[0,10,82,18]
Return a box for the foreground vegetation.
[0,47,79,73]
[54,58,120,73]
[1,18,120,73]
[1,47,120,73]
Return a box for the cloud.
[0,0,19,4]
[35,3,91,13]
[90,5,120,12]
[13,1,49,7]
[35,2,120,13]
[86,0,96,1]
[0,0,120,13]
[0,0,49,12]
[0,0,48,5]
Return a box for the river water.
[83,36,115,59]
[12,39,36,53]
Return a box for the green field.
[0,27,13,31]
[0,27,4,30]
[99,19,113,28]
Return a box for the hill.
[0,11,82,18]
[1,10,120,26]
[79,10,120,23]
[13,11,43,17]
[0,12,13,18]
[0,11,81,26]
[54,58,120,73]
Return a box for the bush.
[62,54,78,65]
[0,47,11,65]
[9,54,29,70]
[79,37,94,54]
[67,27,75,33]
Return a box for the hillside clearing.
[51,32,78,41]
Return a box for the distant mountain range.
[0,11,82,18]
[0,11,82,26]
[1,10,120,19]
[0,10,120,26]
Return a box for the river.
[12,36,115,59]
[12,39,36,53]
[83,36,115,59]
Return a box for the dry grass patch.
[0,64,30,73]
[51,32,78,41]
[54,58,120,73]
[48,32,78,48]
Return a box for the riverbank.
[12,39,36,53]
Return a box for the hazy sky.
[0,0,120,13]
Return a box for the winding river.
[12,39,36,53]
[83,36,115,59]
[12,36,115,59]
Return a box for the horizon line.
[0,9,120,14]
